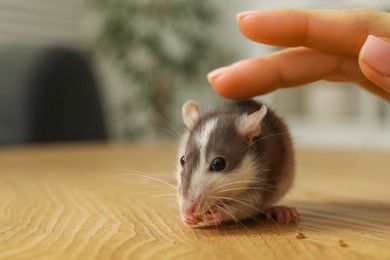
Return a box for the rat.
[175,99,298,227]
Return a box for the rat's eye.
[180,156,185,167]
[210,157,226,172]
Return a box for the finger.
[325,72,390,100]
[359,35,390,100]
[359,81,390,100]
[237,8,390,56]
[208,48,362,99]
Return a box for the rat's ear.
[182,100,201,130]
[236,105,268,143]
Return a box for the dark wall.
[0,47,107,146]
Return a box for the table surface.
[0,142,389,260]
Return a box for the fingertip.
[208,76,239,100]
[209,74,271,100]
[207,61,252,99]
[207,66,235,99]
[359,35,390,99]
[236,9,306,46]
[360,35,390,76]
[207,58,281,100]
[207,71,254,100]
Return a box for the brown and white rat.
[175,99,298,227]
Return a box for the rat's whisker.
[130,190,176,198]
[152,111,181,137]
[147,127,180,138]
[217,187,267,193]
[214,199,266,229]
[240,132,288,154]
[119,172,177,190]
[209,195,261,213]
[212,180,262,192]
[214,204,249,230]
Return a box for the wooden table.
[0,143,389,259]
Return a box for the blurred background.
[0,0,389,149]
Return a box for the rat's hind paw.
[265,205,299,224]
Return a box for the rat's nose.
[186,203,196,215]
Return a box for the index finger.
[238,8,390,56]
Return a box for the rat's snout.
[180,199,225,226]
[181,202,200,225]
[185,193,205,214]
[182,212,201,225]
[178,189,226,227]
[180,193,207,225]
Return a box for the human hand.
[207,9,390,100]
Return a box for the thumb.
[359,35,390,99]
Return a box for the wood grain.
[0,143,389,259]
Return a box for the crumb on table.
[339,239,348,247]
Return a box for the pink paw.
[265,205,299,224]
[183,215,201,225]
[182,206,224,226]
[201,207,224,226]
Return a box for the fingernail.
[361,35,390,76]
[237,10,259,22]
[207,60,247,83]
[207,66,232,83]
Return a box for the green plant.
[92,0,234,139]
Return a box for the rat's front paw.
[201,206,224,226]
[265,205,299,224]
[182,206,224,227]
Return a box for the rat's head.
[176,100,268,227]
